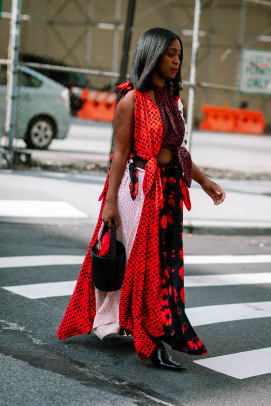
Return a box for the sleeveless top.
[117,81,192,186]
[116,81,192,212]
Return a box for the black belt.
[133,157,147,169]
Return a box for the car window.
[0,67,43,88]
[0,66,7,85]
[18,71,42,87]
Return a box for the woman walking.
[57,27,226,371]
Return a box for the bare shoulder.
[116,89,135,113]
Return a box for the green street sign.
[239,48,271,95]
[0,0,2,19]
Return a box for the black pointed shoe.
[150,346,186,372]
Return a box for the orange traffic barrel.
[77,90,99,120]
[77,90,117,122]
[92,92,117,122]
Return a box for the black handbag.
[91,222,126,291]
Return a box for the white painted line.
[0,200,87,218]
[194,347,271,379]
[185,272,271,287]
[3,281,77,299]
[0,255,84,269]
[1,254,271,269]
[2,256,270,289]
[185,255,271,265]
[2,272,271,328]
[187,301,271,326]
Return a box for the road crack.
[0,319,179,406]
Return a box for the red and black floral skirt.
[153,160,207,355]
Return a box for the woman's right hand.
[102,200,120,228]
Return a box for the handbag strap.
[110,222,117,258]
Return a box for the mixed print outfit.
[57,81,207,359]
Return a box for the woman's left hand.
[200,178,226,205]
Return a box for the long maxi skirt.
[92,160,207,356]
[92,163,145,338]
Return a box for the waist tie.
[129,153,163,209]
[129,156,163,210]
[177,146,192,188]
[180,177,191,211]
[129,156,192,211]
[99,154,191,212]
[142,157,164,211]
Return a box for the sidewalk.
[0,170,271,235]
[191,130,271,176]
[1,124,271,234]
[185,130,271,233]
[185,179,271,234]
[2,123,271,180]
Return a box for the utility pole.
[186,0,201,153]
[118,0,136,83]
[110,0,136,156]
[5,0,22,162]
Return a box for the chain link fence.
[0,0,271,171]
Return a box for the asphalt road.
[1,223,271,406]
[1,169,271,405]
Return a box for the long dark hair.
[130,27,183,97]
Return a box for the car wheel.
[25,116,56,149]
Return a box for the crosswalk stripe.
[2,270,271,298]
[0,201,87,218]
[194,347,271,379]
[184,254,271,264]
[186,301,271,326]
[2,281,77,299]
[2,272,271,297]
[0,256,85,269]
[2,277,271,326]
[1,254,271,269]
[185,272,271,287]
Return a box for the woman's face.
[154,39,181,81]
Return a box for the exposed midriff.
[156,147,174,165]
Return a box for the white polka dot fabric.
[92,163,145,339]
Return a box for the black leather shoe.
[150,346,186,371]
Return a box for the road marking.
[194,347,271,379]
[185,254,271,264]
[185,272,271,287]
[1,254,271,269]
[2,276,271,325]
[186,301,271,326]
[1,255,270,287]
[2,281,77,299]
[0,201,87,218]
[0,255,85,269]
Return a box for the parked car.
[20,54,91,115]
[0,65,71,149]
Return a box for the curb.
[184,222,271,236]
[1,218,270,236]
